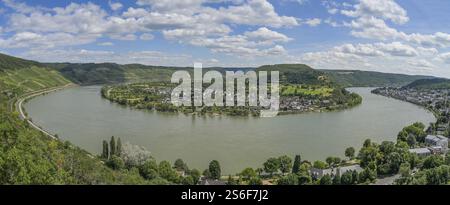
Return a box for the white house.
[425,135,448,153]
[409,148,432,157]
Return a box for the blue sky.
[0,0,450,77]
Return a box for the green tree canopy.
[208,160,221,180]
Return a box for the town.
[373,87,449,157]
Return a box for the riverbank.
[15,83,77,139]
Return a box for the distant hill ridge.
[0,53,438,87]
[403,78,450,89]
[321,69,435,87]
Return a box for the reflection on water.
[25,86,435,174]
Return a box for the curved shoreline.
[15,83,77,140]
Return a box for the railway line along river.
[24,86,435,174]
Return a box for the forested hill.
[257,64,329,85]
[0,53,41,71]
[45,63,189,85]
[403,78,450,89]
[46,62,329,86]
[321,70,434,87]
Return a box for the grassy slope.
[321,69,434,87]
[0,53,153,184]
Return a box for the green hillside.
[46,63,188,85]
[258,64,329,85]
[0,53,157,184]
[403,78,450,89]
[0,53,41,71]
[321,70,433,87]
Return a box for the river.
[24,86,435,174]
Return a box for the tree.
[386,152,403,174]
[341,171,353,185]
[319,174,332,185]
[181,176,195,185]
[107,155,125,170]
[110,136,116,156]
[240,168,257,181]
[263,158,280,176]
[332,174,341,185]
[423,155,444,169]
[326,157,334,168]
[174,159,188,172]
[345,147,355,160]
[406,134,416,148]
[139,159,159,180]
[424,165,449,185]
[358,146,379,168]
[203,169,211,179]
[351,170,359,184]
[121,142,152,168]
[399,162,411,177]
[101,140,109,159]
[255,168,263,176]
[359,162,377,183]
[292,155,302,174]
[363,139,372,148]
[248,177,263,185]
[326,157,341,168]
[278,155,292,174]
[298,173,312,185]
[277,174,298,185]
[313,160,328,169]
[190,169,201,184]
[116,137,122,157]
[159,161,179,182]
[445,152,450,165]
[209,160,221,180]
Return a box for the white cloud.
[0,0,298,57]
[407,59,434,69]
[244,27,292,44]
[285,0,309,5]
[0,32,99,48]
[333,42,418,57]
[98,42,114,46]
[108,1,123,11]
[20,49,193,66]
[341,0,409,24]
[140,33,154,40]
[304,18,322,27]
[437,52,450,64]
[110,34,138,41]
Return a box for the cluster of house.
[409,135,449,157]
[373,88,450,114]
[279,96,316,111]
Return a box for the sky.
[0,0,450,77]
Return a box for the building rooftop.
[426,135,448,142]
[409,148,431,154]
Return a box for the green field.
[281,85,334,97]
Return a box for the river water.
[24,86,435,174]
